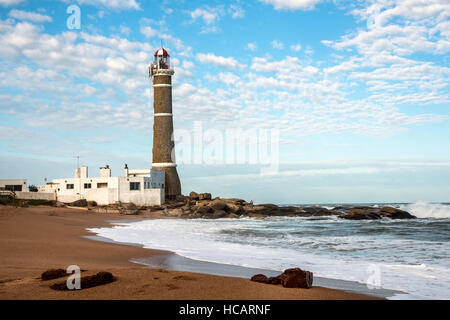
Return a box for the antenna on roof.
[74,155,80,169]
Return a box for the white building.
[38,164,165,206]
[0,179,27,192]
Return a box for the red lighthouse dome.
[151,47,171,71]
[154,47,169,57]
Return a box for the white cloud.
[271,40,284,49]
[251,56,304,73]
[140,25,157,38]
[327,0,450,56]
[160,33,193,57]
[199,25,220,34]
[119,25,131,36]
[189,5,242,33]
[246,43,257,51]
[190,7,220,25]
[8,9,52,23]
[69,0,141,10]
[182,60,194,69]
[290,44,302,52]
[0,3,447,155]
[304,45,313,55]
[0,0,23,6]
[260,0,321,11]
[229,4,245,18]
[218,72,240,86]
[196,53,241,70]
[320,0,450,109]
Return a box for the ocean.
[88,200,450,300]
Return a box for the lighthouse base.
[152,166,181,200]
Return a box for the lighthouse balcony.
[150,65,175,76]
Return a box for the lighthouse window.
[130,182,140,191]
[84,183,91,189]
[66,184,74,190]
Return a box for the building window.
[66,184,74,190]
[97,183,108,188]
[84,183,91,189]
[5,185,22,192]
[130,182,140,191]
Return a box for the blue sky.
[0,0,449,204]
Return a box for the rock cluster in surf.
[251,268,313,289]
[154,192,416,220]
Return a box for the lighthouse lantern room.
[150,47,171,75]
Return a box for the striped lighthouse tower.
[149,47,181,200]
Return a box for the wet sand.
[0,205,381,300]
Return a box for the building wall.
[84,188,118,205]
[117,175,164,205]
[15,191,56,201]
[118,188,164,206]
[0,179,27,192]
[37,183,60,193]
[43,170,165,206]
[53,176,120,205]
[126,169,150,177]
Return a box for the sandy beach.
[0,205,380,300]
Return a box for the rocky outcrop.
[208,200,227,211]
[189,192,211,201]
[379,206,416,219]
[337,206,416,220]
[118,202,140,215]
[250,268,313,289]
[151,192,416,220]
[340,209,381,220]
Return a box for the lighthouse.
[149,47,181,200]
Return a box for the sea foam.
[400,201,450,219]
[88,212,450,300]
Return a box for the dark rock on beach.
[251,268,313,289]
[267,276,282,285]
[87,201,97,207]
[280,268,313,289]
[68,199,88,207]
[250,274,268,283]
[50,271,115,290]
[41,268,67,281]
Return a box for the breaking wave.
[400,201,450,219]
[88,208,450,300]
